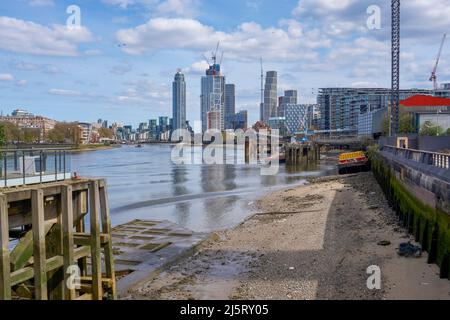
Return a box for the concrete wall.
[418,136,450,152]
[371,149,450,278]
[379,135,450,152]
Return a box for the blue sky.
[1,0,450,127]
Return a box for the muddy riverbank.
[125,172,450,300]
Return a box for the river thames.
[71,144,335,232]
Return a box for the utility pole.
[391,0,400,136]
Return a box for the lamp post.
[436,108,442,136]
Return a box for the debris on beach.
[397,242,422,258]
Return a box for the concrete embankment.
[370,149,450,279]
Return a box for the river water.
[70,145,336,232]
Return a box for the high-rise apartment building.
[317,88,431,135]
[172,70,186,131]
[262,71,277,123]
[201,63,225,132]
[278,90,298,117]
[225,84,236,129]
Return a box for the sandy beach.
[126,172,450,300]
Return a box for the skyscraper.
[279,90,298,117]
[263,71,277,123]
[225,84,236,129]
[172,70,186,131]
[201,63,225,131]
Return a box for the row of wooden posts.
[0,179,116,300]
[285,144,320,166]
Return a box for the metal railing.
[0,148,72,187]
[383,145,450,170]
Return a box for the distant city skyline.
[1,1,450,127]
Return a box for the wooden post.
[61,185,75,300]
[99,183,117,300]
[74,192,87,276]
[31,189,47,300]
[89,181,102,300]
[0,194,11,300]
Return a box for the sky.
[1,0,450,127]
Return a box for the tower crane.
[430,33,447,90]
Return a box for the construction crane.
[260,57,264,121]
[391,0,400,136]
[430,33,447,90]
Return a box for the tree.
[21,128,41,143]
[0,124,5,147]
[398,113,415,134]
[381,113,390,136]
[98,127,114,139]
[47,123,81,144]
[420,121,444,136]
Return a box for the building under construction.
[316,88,434,136]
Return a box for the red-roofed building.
[400,95,450,132]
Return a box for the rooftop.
[400,95,450,107]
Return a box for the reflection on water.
[71,145,335,232]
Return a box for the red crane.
[430,33,447,90]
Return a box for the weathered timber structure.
[0,178,116,300]
[285,143,320,166]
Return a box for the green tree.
[0,124,5,147]
[21,128,41,143]
[381,112,390,136]
[420,121,444,136]
[398,113,416,134]
[47,123,81,144]
[98,127,114,139]
[446,128,450,136]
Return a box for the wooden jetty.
[0,178,116,300]
[285,143,320,166]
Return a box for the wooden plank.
[9,221,55,271]
[47,188,68,300]
[61,185,75,300]
[73,233,109,246]
[89,180,102,300]
[75,192,88,276]
[99,183,117,299]
[10,246,91,287]
[4,180,91,203]
[31,189,47,300]
[76,293,92,300]
[0,194,11,300]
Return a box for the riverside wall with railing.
[370,145,450,279]
[0,148,71,188]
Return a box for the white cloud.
[28,0,54,7]
[11,61,63,74]
[183,60,209,75]
[0,73,14,81]
[156,0,199,17]
[49,89,82,96]
[116,18,329,62]
[16,80,28,87]
[110,63,133,75]
[0,16,94,57]
[102,0,199,17]
[114,79,170,105]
